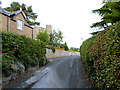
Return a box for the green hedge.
[80,21,120,88]
[2,32,47,76]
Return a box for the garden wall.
[46,49,80,59]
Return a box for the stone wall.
[0,13,33,39]
[0,14,2,31]
[46,49,80,59]
[0,14,7,32]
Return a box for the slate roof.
[24,21,33,28]
[0,6,11,16]
[0,6,32,29]
[10,10,27,19]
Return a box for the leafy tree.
[70,47,79,52]
[60,44,65,48]
[91,1,120,29]
[48,32,55,45]
[4,2,40,26]
[64,42,69,51]
[37,29,49,45]
[48,29,63,47]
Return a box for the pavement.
[16,56,91,88]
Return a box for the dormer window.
[17,19,22,30]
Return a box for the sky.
[1,0,103,48]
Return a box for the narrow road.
[18,56,91,88]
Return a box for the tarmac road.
[16,56,91,90]
[22,56,91,88]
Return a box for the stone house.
[0,6,33,39]
[0,6,52,39]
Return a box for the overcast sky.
[1,0,103,48]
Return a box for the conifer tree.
[91,1,120,29]
[4,2,40,26]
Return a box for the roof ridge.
[0,6,11,16]
[9,10,26,19]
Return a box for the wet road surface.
[18,56,91,88]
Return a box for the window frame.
[17,19,22,30]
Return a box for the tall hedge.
[80,21,120,88]
[2,32,47,76]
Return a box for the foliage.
[4,2,40,26]
[2,53,15,76]
[64,42,69,51]
[91,1,120,29]
[48,30,63,47]
[90,31,103,36]
[37,30,49,45]
[60,44,65,48]
[70,47,79,52]
[103,0,120,3]
[2,32,47,76]
[80,21,120,88]
[0,31,2,68]
[0,52,1,67]
[46,45,56,53]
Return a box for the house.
[0,6,33,39]
[33,25,52,39]
[0,6,53,39]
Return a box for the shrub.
[80,36,96,76]
[2,53,15,76]
[47,45,56,53]
[0,32,2,68]
[2,32,47,76]
[37,30,49,45]
[80,21,120,88]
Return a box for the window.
[17,19,22,30]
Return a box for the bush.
[80,21,120,88]
[2,32,47,76]
[2,53,15,76]
[47,45,56,53]
[80,36,96,76]
[0,32,2,68]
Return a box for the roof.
[0,6,11,16]
[0,6,33,29]
[10,10,27,19]
[25,22,33,29]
